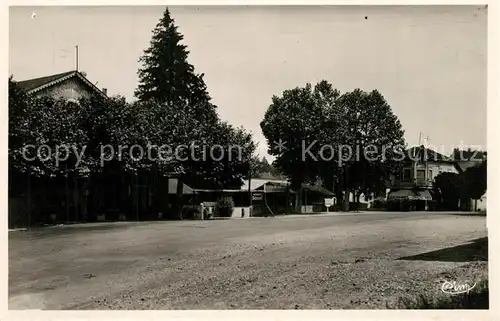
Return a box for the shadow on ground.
[398,237,488,262]
[445,212,487,217]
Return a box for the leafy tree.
[181,121,256,190]
[314,80,341,193]
[135,7,258,217]
[433,160,487,211]
[261,81,405,212]
[249,157,284,179]
[260,83,327,211]
[434,172,461,210]
[9,78,97,224]
[332,89,405,210]
[9,7,260,225]
[459,160,487,210]
[258,157,273,174]
[8,77,32,174]
[9,78,89,179]
[214,196,235,218]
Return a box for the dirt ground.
[8,211,488,310]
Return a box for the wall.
[427,162,459,181]
[397,162,459,184]
[476,193,487,211]
[34,78,94,101]
[198,205,251,219]
[231,207,251,218]
[300,205,314,213]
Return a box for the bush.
[214,197,234,218]
[349,202,368,211]
[373,198,387,209]
[181,206,201,220]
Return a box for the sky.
[9,5,487,159]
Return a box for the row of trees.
[9,80,256,187]
[8,8,256,226]
[9,7,487,226]
[260,81,406,211]
[251,157,284,179]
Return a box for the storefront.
[387,189,434,211]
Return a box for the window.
[403,169,411,182]
[416,169,425,183]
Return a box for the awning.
[192,189,242,193]
[167,178,195,194]
[241,179,290,192]
[388,189,432,200]
[301,185,335,197]
[255,181,291,193]
[414,190,432,200]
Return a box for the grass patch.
[395,279,489,309]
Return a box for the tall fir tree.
[135,7,218,124]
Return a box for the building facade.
[16,70,107,101]
[387,146,462,209]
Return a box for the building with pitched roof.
[16,70,108,101]
[387,145,462,209]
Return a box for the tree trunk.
[80,178,89,221]
[343,189,350,212]
[65,173,69,223]
[285,186,291,214]
[27,171,31,229]
[304,187,308,212]
[166,177,172,219]
[295,187,302,213]
[176,178,184,219]
[72,174,79,222]
[248,175,252,210]
[343,166,350,212]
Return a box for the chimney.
[102,88,107,96]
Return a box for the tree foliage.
[260,80,405,211]
[333,89,405,202]
[134,7,218,125]
[250,157,284,179]
[433,172,461,210]
[260,83,328,192]
[134,6,256,190]
[9,7,258,226]
[462,160,487,200]
[433,160,486,210]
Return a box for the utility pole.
[248,164,252,216]
[424,135,430,147]
[65,169,69,224]
[51,31,55,69]
[75,45,79,71]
